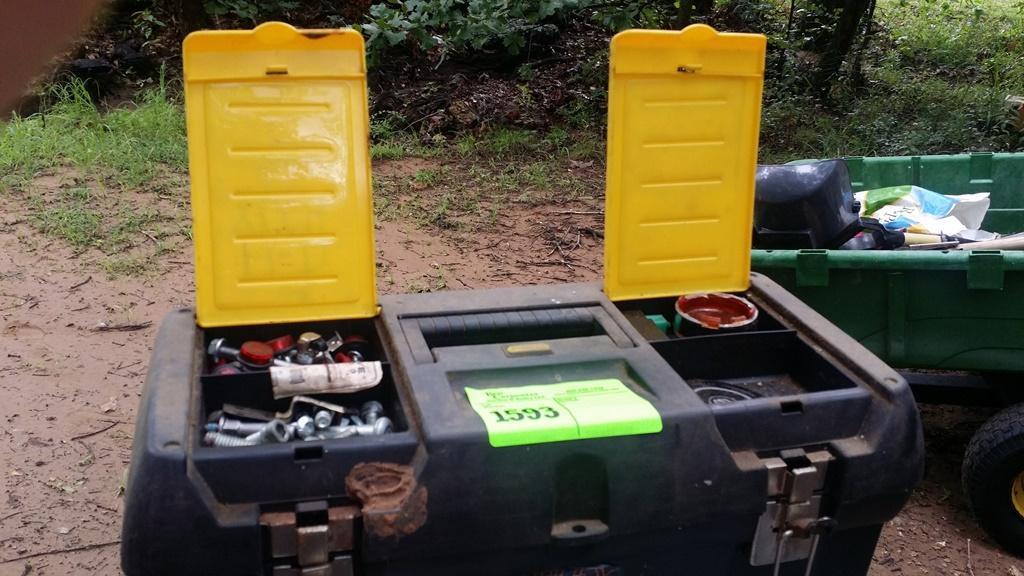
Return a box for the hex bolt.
[292,415,316,439]
[244,420,292,444]
[218,417,267,436]
[205,431,258,447]
[316,417,392,439]
[207,338,295,367]
[360,401,384,424]
[313,410,334,430]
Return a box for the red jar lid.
[239,341,274,366]
[675,293,758,330]
[264,334,295,352]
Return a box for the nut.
[313,410,334,430]
[360,401,384,424]
[293,415,316,439]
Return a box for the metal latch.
[750,449,835,576]
[261,502,360,576]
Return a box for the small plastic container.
[673,293,759,336]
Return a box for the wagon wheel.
[963,403,1024,555]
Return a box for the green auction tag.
[465,379,662,447]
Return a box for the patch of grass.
[413,167,443,187]
[371,141,408,160]
[1,77,186,190]
[480,128,539,156]
[108,207,163,248]
[454,134,479,156]
[102,255,151,278]
[30,195,102,248]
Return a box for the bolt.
[292,415,316,439]
[204,431,258,447]
[316,416,392,439]
[355,417,393,436]
[360,401,384,424]
[217,417,266,436]
[319,425,359,440]
[313,410,334,430]
[244,420,292,444]
[208,337,295,367]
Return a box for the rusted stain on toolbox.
[345,462,427,539]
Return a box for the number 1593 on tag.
[490,406,560,422]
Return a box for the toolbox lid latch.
[750,449,835,572]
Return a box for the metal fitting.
[313,410,334,430]
[296,332,322,354]
[360,401,384,424]
[205,431,258,447]
[292,415,316,439]
[244,420,292,444]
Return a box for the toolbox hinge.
[750,449,836,575]
[261,502,360,576]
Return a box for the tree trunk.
[174,0,207,36]
[850,0,878,87]
[813,0,870,93]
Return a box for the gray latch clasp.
[751,449,834,573]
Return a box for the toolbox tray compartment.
[616,292,873,450]
[193,317,419,504]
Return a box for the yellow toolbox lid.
[183,22,377,327]
[603,24,766,301]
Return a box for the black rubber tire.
[963,403,1024,556]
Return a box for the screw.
[361,401,384,424]
[204,431,258,447]
[313,410,334,430]
[244,420,292,444]
[292,415,316,439]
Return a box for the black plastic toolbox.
[121,22,923,576]
[122,276,922,576]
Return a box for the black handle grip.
[415,308,602,348]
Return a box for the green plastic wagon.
[752,152,1024,554]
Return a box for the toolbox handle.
[401,306,634,363]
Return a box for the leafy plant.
[202,0,299,22]
[359,0,592,64]
[131,9,167,41]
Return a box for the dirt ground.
[1,160,1023,575]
